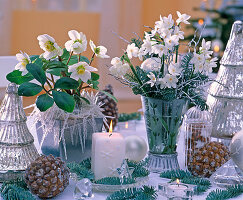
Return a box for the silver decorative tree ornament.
[207,21,243,187]
[0,83,39,181]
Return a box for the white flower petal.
[68,30,80,40]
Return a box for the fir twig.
[0,182,36,200]
[106,186,157,200]
[206,184,243,200]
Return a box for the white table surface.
[2,118,242,200]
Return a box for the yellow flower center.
[169,77,173,81]
[76,65,85,75]
[45,41,55,52]
[74,39,82,44]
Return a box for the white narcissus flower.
[37,34,63,60]
[163,74,178,88]
[200,38,211,52]
[65,30,87,54]
[162,14,174,29]
[200,38,213,59]
[204,57,218,73]
[165,34,179,50]
[126,43,139,59]
[158,78,167,89]
[168,62,182,76]
[152,44,168,57]
[191,52,205,65]
[140,39,156,56]
[147,72,157,87]
[176,11,191,25]
[173,26,184,40]
[90,40,109,58]
[141,57,161,72]
[68,62,97,82]
[15,51,31,72]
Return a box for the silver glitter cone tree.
[0,83,39,181]
[207,21,243,187]
[207,20,243,139]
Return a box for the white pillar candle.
[91,132,125,180]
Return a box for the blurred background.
[0,0,242,113]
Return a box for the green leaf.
[44,60,67,70]
[54,77,79,89]
[99,90,118,102]
[79,56,90,64]
[160,118,169,132]
[52,91,75,113]
[18,82,43,96]
[30,55,43,66]
[91,81,99,90]
[6,70,34,84]
[46,68,65,76]
[36,93,54,111]
[26,63,46,85]
[91,72,99,81]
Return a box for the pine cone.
[98,84,118,130]
[188,142,230,177]
[25,155,70,198]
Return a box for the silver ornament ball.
[230,129,243,172]
[125,135,147,162]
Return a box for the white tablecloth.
[2,118,241,200]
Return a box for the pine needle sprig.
[206,184,243,200]
[67,162,94,181]
[0,183,36,200]
[106,186,157,200]
[95,177,135,185]
[160,169,193,180]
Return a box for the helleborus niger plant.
[7,30,111,113]
[109,12,218,110]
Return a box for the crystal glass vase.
[141,96,187,172]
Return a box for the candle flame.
[109,120,113,134]
[125,122,128,129]
[214,45,220,53]
[176,179,180,185]
[198,19,204,26]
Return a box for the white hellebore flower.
[68,62,97,82]
[126,43,139,59]
[37,34,63,60]
[168,63,182,76]
[147,72,157,87]
[163,74,178,88]
[141,57,161,72]
[90,40,109,58]
[15,51,31,72]
[111,57,122,66]
[176,11,191,25]
[65,30,87,54]
[109,57,129,77]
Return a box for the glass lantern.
[184,107,212,176]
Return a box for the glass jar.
[184,107,212,176]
